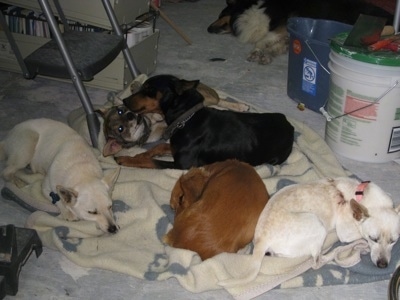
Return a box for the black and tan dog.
[116,85,294,169]
[122,74,249,113]
[207,0,393,64]
[96,106,166,157]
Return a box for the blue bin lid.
[330,32,400,66]
[288,17,352,45]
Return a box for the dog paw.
[247,49,263,62]
[114,156,128,166]
[247,49,273,64]
[258,54,273,65]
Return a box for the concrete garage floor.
[1,0,400,299]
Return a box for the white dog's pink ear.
[56,185,78,207]
[102,167,121,192]
[350,199,370,221]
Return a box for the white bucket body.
[325,51,400,163]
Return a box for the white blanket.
[5,91,394,300]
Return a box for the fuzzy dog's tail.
[218,244,266,287]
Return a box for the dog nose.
[108,225,118,234]
[377,258,388,268]
[126,112,135,121]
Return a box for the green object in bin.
[331,32,400,66]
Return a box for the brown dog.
[163,160,269,260]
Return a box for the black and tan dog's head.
[96,105,155,157]
[123,75,202,114]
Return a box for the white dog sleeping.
[220,177,400,286]
[0,118,120,234]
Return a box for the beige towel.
[6,91,375,300]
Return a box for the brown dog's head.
[123,75,200,114]
[96,105,151,156]
[170,167,211,216]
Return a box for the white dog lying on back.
[220,177,400,286]
[0,118,120,234]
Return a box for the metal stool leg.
[38,0,100,148]
[101,0,141,78]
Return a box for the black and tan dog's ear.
[350,199,370,221]
[175,79,200,95]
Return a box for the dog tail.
[0,141,6,161]
[218,243,266,288]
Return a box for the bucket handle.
[320,80,400,121]
[305,39,330,75]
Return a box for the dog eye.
[88,210,98,215]
[118,125,124,133]
[117,108,124,115]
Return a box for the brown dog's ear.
[175,79,200,95]
[350,199,370,221]
[170,168,210,214]
[180,167,210,202]
[170,177,184,213]
[56,185,78,207]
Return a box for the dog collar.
[162,102,204,140]
[355,181,370,202]
[49,192,61,204]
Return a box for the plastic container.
[287,17,352,112]
[324,33,400,163]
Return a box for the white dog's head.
[347,182,400,268]
[56,168,121,234]
[354,202,400,268]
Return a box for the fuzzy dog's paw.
[247,49,263,63]
[258,53,273,65]
[247,49,273,65]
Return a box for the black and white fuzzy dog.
[208,0,394,64]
